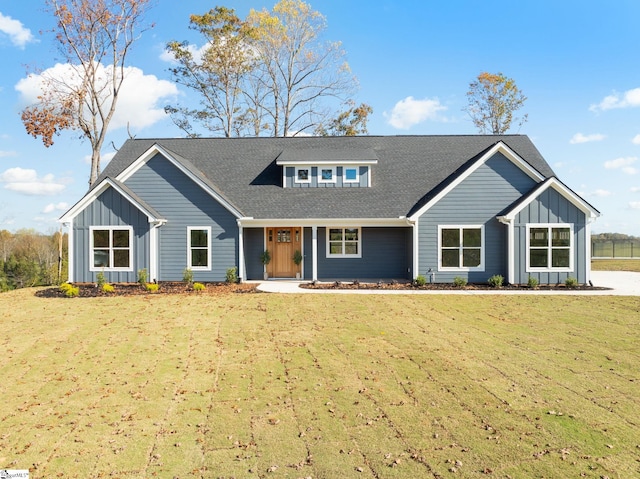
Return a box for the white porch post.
[312,225,318,281]
[412,219,419,279]
[64,221,73,283]
[507,221,515,284]
[237,220,246,282]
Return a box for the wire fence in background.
[592,240,640,258]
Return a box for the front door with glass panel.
[266,227,301,278]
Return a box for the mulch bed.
[300,281,610,291]
[36,282,259,298]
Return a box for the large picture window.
[188,227,211,270]
[527,224,573,271]
[327,227,361,258]
[90,226,133,271]
[438,225,484,271]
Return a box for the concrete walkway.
[255,271,640,295]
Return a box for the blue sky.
[1,0,639,235]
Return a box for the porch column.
[237,221,246,282]
[312,225,318,281]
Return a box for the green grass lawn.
[592,259,640,272]
[1,289,639,478]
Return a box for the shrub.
[453,276,467,288]
[527,275,539,289]
[102,283,115,293]
[193,282,205,292]
[225,266,238,284]
[145,283,159,292]
[183,268,194,284]
[565,277,579,289]
[487,274,504,288]
[137,268,148,285]
[59,282,73,293]
[96,271,106,288]
[415,275,427,287]
[60,283,79,298]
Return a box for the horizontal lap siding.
[125,154,238,282]
[317,227,411,280]
[418,153,537,283]
[244,228,264,280]
[514,189,587,284]
[74,187,150,283]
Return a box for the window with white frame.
[295,167,310,183]
[438,225,484,270]
[527,224,573,271]
[90,226,133,271]
[343,166,359,183]
[188,227,211,270]
[319,166,336,183]
[327,227,361,257]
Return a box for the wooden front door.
[266,227,301,278]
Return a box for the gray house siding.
[73,187,150,283]
[316,227,411,280]
[125,153,238,282]
[285,166,369,188]
[418,153,538,283]
[303,227,312,280]
[513,188,588,284]
[244,228,265,280]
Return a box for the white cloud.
[604,156,637,170]
[0,150,17,158]
[630,201,640,210]
[0,12,36,49]
[15,63,178,132]
[385,96,447,129]
[42,202,69,214]
[590,87,640,112]
[631,186,640,193]
[569,133,605,144]
[160,42,209,64]
[590,189,612,197]
[0,167,66,195]
[83,151,116,166]
[633,135,640,145]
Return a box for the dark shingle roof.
[99,135,554,219]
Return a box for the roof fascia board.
[408,141,546,221]
[59,177,163,223]
[116,143,243,219]
[500,177,600,222]
[239,218,411,228]
[276,159,378,166]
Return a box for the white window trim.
[295,167,311,184]
[437,225,485,272]
[89,226,134,272]
[318,166,337,183]
[326,227,362,258]
[187,226,212,271]
[343,166,359,183]
[526,223,573,272]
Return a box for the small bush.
[96,271,106,288]
[183,268,194,284]
[60,283,79,298]
[193,282,205,292]
[527,276,539,289]
[415,275,427,287]
[453,276,467,288]
[145,283,159,292]
[137,268,148,285]
[565,277,579,289]
[102,283,115,293]
[487,274,504,288]
[225,266,238,284]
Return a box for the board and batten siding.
[73,187,150,283]
[284,166,369,188]
[316,227,411,280]
[417,153,538,283]
[124,153,239,282]
[513,188,588,284]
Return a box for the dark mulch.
[36,282,259,298]
[300,281,610,291]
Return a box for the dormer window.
[295,167,310,183]
[344,167,358,183]
[319,167,336,183]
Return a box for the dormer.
[276,148,378,188]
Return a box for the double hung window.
[90,226,133,271]
[188,227,211,270]
[327,227,361,258]
[527,224,572,270]
[439,225,484,270]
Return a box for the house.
[59,135,600,285]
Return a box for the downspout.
[149,219,166,282]
[312,226,318,281]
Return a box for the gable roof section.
[116,143,244,219]
[97,135,556,220]
[497,176,600,223]
[407,141,547,220]
[59,177,166,224]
